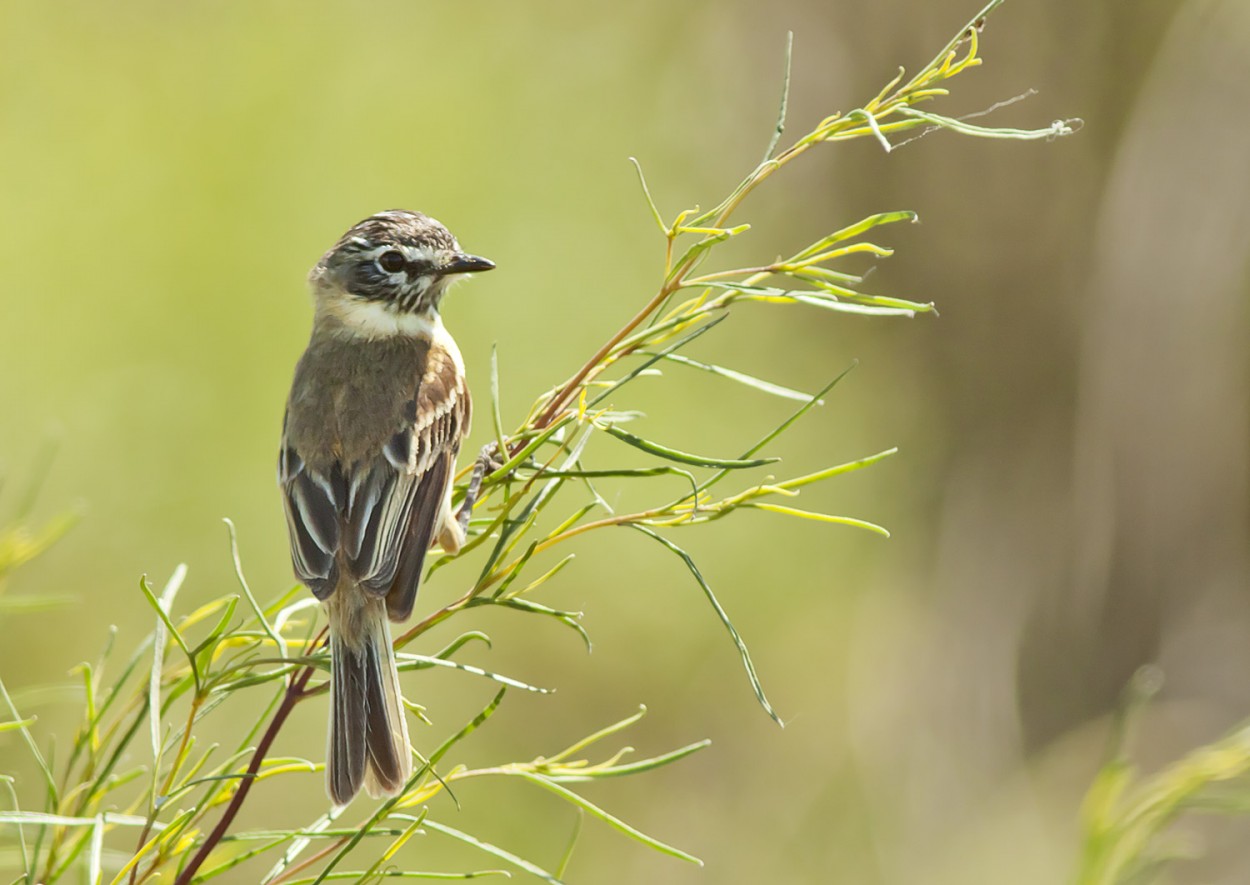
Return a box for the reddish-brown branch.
[532,278,681,431]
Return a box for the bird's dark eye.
[377,250,405,273]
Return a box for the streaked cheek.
[345,264,403,302]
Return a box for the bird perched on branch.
[278,209,494,805]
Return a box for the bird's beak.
[440,253,496,275]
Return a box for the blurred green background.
[3,0,1249,882]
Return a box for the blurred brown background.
[2,0,1248,882]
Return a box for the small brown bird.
[278,210,493,805]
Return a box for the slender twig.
[127,694,202,885]
[531,279,682,431]
[266,835,353,885]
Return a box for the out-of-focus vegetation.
[2,0,1248,882]
[1077,668,1250,884]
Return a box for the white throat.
[318,296,439,339]
[316,297,465,373]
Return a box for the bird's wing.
[279,345,470,614]
[280,440,341,599]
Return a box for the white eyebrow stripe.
[360,243,441,268]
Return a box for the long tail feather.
[327,594,411,806]
[362,616,411,798]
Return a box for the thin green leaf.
[300,786,417,884]
[485,414,573,486]
[748,503,890,537]
[639,351,816,402]
[261,583,306,619]
[228,827,411,842]
[492,541,537,599]
[0,777,31,883]
[547,707,647,763]
[196,594,241,646]
[615,306,725,360]
[547,705,645,760]
[793,275,935,313]
[544,502,601,540]
[476,428,578,586]
[395,653,550,694]
[0,674,58,807]
[838,107,893,151]
[87,813,103,885]
[422,818,563,885]
[687,171,755,228]
[284,872,510,882]
[62,628,146,803]
[142,565,190,770]
[893,106,1079,140]
[740,363,855,461]
[781,292,918,317]
[790,211,917,259]
[196,836,293,883]
[489,345,508,460]
[632,526,781,726]
[514,772,702,865]
[775,447,898,490]
[534,467,690,481]
[515,554,576,599]
[574,466,613,517]
[732,290,918,317]
[43,813,102,885]
[909,0,1004,94]
[667,224,751,282]
[355,811,430,883]
[601,424,777,470]
[259,807,345,884]
[629,157,666,234]
[493,422,594,580]
[555,811,583,879]
[429,688,507,770]
[471,598,591,653]
[696,280,935,316]
[590,314,726,408]
[81,698,149,814]
[666,364,854,511]
[549,740,712,782]
[224,518,285,655]
[432,632,493,660]
[191,594,240,676]
[139,566,196,692]
[761,31,793,163]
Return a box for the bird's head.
[310,210,494,330]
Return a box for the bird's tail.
[326,591,411,806]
